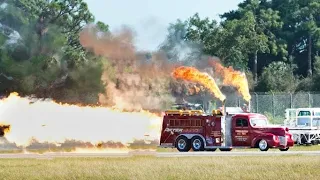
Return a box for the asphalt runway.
[0,151,320,159]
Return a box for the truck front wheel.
[258,139,269,151]
[176,136,191,152]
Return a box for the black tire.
[176,136,191,152]
[279,147,289,151]
[207,148,217,152]
[219,148,232,151]
[191,136,205,151]
[311,140,319,145]
[258,139,269,151]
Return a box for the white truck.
[284,108,320,145]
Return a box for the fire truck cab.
[159,107,294,152]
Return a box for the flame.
[0,92,162,147]
[172,66,226,102]
[188,85,202,95]
[71,147,156,154]
[72,147,130,153]
[209,60,251,102]
[0,124,10,136]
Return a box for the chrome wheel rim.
[178,139,186,149]
[259,139,267,150]
[193,139,201,150]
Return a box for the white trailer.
[284,108,320,145]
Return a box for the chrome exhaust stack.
[221,99,226,147]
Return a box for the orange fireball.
[172,66,226,102]
[209,60,251,102]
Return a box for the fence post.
[290,93,293,108]
[255,92,258,113]
[272,92,275,118]
[308,92,311,108]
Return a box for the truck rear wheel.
[258,139,269,151]
[176,136,191,152]
[191,136,204,151]
[219,148,232,151]
[207,148,217,152]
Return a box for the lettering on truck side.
[235,136,248,141]
[183,129,201,133]
[235,130,249,135]
[164,128,202,133]
[164,128,183,133]
[234,130,249,142]
[210,131,221,136]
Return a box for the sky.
[84,0,243,52]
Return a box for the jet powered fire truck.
[159,104,294,152]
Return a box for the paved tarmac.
[0,151,319,159]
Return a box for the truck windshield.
[313,118,320,127]
[297,117,311,126]
[250,118,268,127]
[298,111,311,116]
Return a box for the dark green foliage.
[0,0,107,103]
[256,61,297,92]
[160,0,320,93]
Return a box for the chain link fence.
[170,91,320,124]
[223,92,320,120]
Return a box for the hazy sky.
[83,0,243,51]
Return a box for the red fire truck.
[159,106,294,152]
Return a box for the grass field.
[0,145,319,179]
[0,155,319,180]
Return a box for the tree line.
[160,0,320,93]
[0,0,320,106]
[0,0,108,104]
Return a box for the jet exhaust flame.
[0,92,162,148]
[0,124,10,136]
[209,59,251,102]
[172,66,226,102]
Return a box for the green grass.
[0,155,319,180]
